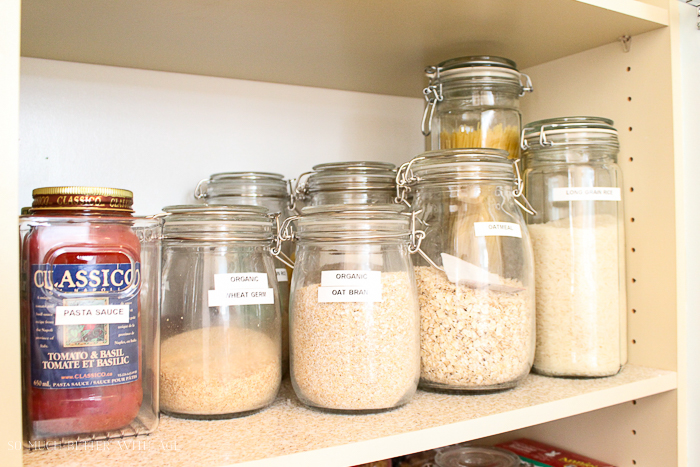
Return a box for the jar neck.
[525,147,619,164]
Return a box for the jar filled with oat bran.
[285,204,420,412]
[20,186,160,446]
[523,117,627,378]
[397,148,535,391]
[422,56,533,158]
[159,205,283,418]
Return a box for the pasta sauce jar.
[20,187,160,447]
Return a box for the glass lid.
[434,446,522,467]
[305,161,397,193]
[195,171,289,199]
[161,204,273,240]
[522,116,619,151]
[408,148,516,184]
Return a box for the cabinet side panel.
[0,0,23,464]
[18,58,424,215]
[521,28,677,372]
[676,2,700,464]
[479,391,678,466]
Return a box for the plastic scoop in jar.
[440,253,524,294]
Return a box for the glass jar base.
[419,379,521,393]
[299,401,409,415]
[161,407,268,420]
[531,365,623,379]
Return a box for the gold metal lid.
[31,186,134,212]
[32,186,133,198]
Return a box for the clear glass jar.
[522,116,627,377]
[19,187,160,447]
[195,172,292,372]
[294,161,397,207]
[422,56,533,159]
[397,149,535,391]
[286,204,420,412]
[434,446,523,467]
[159,205,282,418]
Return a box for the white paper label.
[552,187,621,201]
[55,305,131,325]
[317,286,382,303]
[474,222,522,238]
[321,270,381,286]
[214,272,268,291]
[276,268,288,282]
[318,270,382,303]
[208,288,275,306]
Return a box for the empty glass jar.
[159,205,282,418]
[522,116,627,377]
[422,56,533,159]
[286,204,420,412]
[293,161,397,207]
[434,446,522,467]
[397,148,535,391]
[194,171,292,371]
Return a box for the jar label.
[207,288,275,306]
[317,270,382,303]
[474,222,522,238]
[30,263,140,389]
[214,272,269,290]
[552,187,621,201]
[276,268,289,282]
[209,272,275,306]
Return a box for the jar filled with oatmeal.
[397,148,535,391]
[285,204,420,412]
[159,205,283,418]
[293,161,397,207]
[522,117,627,377]
[422,56,533,159]
[20,187,161,446]
[194,172,293,372]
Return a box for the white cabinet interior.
[2,0,694,466]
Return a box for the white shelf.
[22,365,676,467]
[20,0,668,97]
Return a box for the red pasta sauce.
[22,187,142,439]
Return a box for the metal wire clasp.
[394,157,424,207]
[193,178,209,200]
[421,65,443,137]
[408,210,444,272]
[289,172,312,214]
[270,213,297,269]
[512,159,537,216]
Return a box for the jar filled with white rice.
[523,116,627,377]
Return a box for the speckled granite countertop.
[22,365,675,467]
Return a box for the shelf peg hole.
[630,187,634,192]
[632,278,637,283]
[632,308,637,314]
[632,339,637,344]
[633,400,637,405]
[632,429,637,435]
[629,126,633,131]
[629,157,634,162]
[630,217,635,222]
[631,247,636,252]
[628,96,632,101]
[627,66,631,71]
